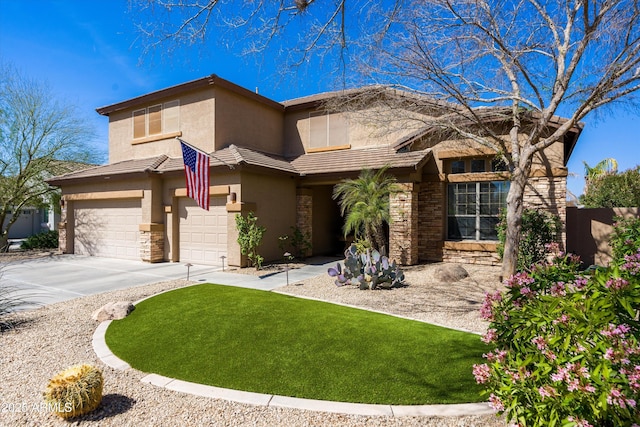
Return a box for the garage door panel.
[179,196,227,266]
[74,199,141,260]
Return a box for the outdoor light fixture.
[220,255,226,271]
[284,252,291,286]
[185,263,193,280]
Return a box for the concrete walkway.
[0,254,338,308]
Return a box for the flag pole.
[176,137,235,170]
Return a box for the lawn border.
[93,284,495,417]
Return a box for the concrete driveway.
[0,254,221,309]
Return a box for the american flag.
[180,141,210,210]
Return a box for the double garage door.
[74,199,142,260]
[73,197,227,265]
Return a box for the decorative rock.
[433,264,469,283]
[92,301,135,322]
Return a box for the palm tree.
[332,167,397,255]
[583,158,618,193]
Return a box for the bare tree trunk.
[501,166,528,279]
[0,232,9,253]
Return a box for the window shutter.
[309,112,328,148]
[148,104,162,135]
[328,114,348,146]
[133,109,146,139]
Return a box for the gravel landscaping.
[0,257,507,426]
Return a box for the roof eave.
[96,75,284,116]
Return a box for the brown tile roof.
[48,145,431,184]
[47,155,169,185]
[231,145,298,174]
[96,75,283,116]
[156,145,298,174]
[289,146,431,175]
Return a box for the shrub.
[581,166,640,208]
[475,249,640,426]
[497,208,562,272]
[610,216,640,265]
[278,226,312,260]
[20,230,59,250]
[43,364,103,419]
[327,243,404,290]
[235,212,266,269]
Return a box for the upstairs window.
[309,112,348,149]
[133,100,180,139]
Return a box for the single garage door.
[179,196,227,265]
[74,199,142,260]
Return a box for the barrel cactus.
[43,364,103,419]
[328,244,405,290]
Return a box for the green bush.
[277,226,311,260]
[497,208,562,272]
[581,166,640,208]
[235,212,266,269]
[476,235,640,425]
[610,216,640,265]
[21,230,59,250]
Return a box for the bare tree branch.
[132,0,640,277]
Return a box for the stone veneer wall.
[418,180,444,262]
[440,175,567,266]
[443,243,502,265]
[389,183,419,265]
[522,175,567,249]
[57,221,68,254]
[139,224,164,262]
[296,190,313,258]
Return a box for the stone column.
[389,183,419,265]
[296,188,313,257]
[139,223,165,263]
[59,198,73,254]
[419,179,445,262]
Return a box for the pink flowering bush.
[475,246,640,426]
[610,216,640,264]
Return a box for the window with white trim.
[133,100,180,139]
[447,181,510,241]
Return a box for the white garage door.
[74,199,142,260]
[179,196,227,265]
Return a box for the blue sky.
[1,0,638,198]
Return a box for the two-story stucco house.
[47,74,581,267]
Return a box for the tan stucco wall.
[283,106,424,157]
[60,178,153,200]
[107,89,216,163]
[238,171,297,263]
[213,86,284,155]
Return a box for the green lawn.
[105,284,486,405]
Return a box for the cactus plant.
[43,364,103,419]
[328,244,405,290]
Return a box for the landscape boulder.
[433,264,469,283]
[92,301,135,322]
